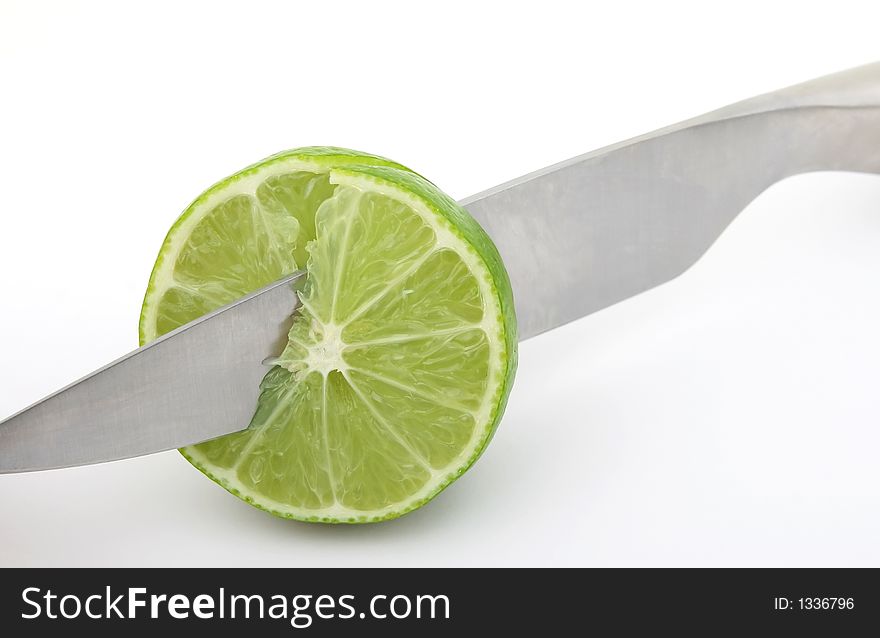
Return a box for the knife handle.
[712,62,880,119]
[690,62,880,179]
[465,63,880,337]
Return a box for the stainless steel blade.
[463,63,880,339]
[4,64,880,473]
[0,273,304,473]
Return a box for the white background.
[1,0,880,566]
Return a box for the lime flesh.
[139,148,517,522]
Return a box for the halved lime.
[139,147,517,522]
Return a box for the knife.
[3,63,880,473]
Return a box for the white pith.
[143,159,507,521]
[291,321,348,376]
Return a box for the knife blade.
[3,63,880,473]
[0,274,303,472]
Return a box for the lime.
[139,147,517,522]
